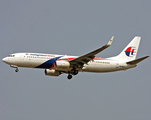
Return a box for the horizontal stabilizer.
[127,56,149,65]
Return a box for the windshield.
[8,55,15,57]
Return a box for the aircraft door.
[20,54,24,60]
[116,61,119,68]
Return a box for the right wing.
[69,36,114,66]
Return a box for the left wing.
[69,36,114,67]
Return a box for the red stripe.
[57,57,107,61]
[93,58,107,60]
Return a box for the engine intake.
[45,69,60,76]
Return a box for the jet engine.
[45,69,60,76]
[55,60,70,68]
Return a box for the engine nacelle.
[55,60,70,68]
[45,69,60,76]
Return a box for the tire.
[67,74,72,79]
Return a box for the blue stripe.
[36,56,62,69]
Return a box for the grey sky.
[1,0,151,120]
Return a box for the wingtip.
[111,36,114,40]
[107,36,114,46]
[134,36,141,40]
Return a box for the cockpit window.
[8,55,15,57]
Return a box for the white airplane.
[2,36,149,79]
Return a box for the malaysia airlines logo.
[125,47,136,57]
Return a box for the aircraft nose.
[2,57,8,63]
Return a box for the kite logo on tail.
[125,47,136,57]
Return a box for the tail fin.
[115,36,141,61]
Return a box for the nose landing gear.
[15,68,19,72]
[10,65,19,72]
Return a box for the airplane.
[2,36,149,79]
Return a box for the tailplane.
[114,36,141,61]
[126,56,149,65]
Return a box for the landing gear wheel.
[15,68,19,72]
[73,70,78,75]
[71,69,79,75]
[67,74,72,80]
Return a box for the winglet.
[107,36,114,46]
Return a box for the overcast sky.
[1,0,151,120]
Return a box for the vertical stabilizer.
[115,36,141,61]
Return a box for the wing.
[69,36,114,67]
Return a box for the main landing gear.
[67,69,79,80]
[67,74,72,80]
